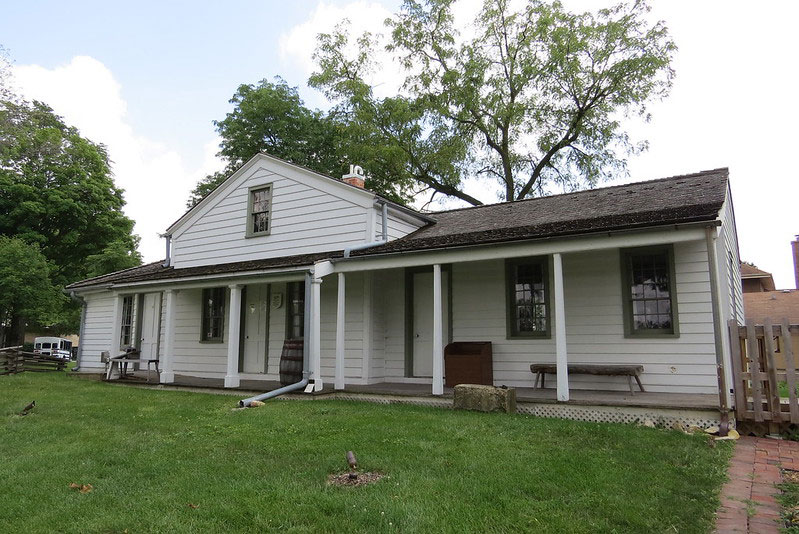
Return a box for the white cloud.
[11,56,223,263]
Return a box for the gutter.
[239,272,313,406]
[343,201,388,258]
[66,290,87,372]
[705,224,731,436]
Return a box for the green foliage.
[1,372,732,533]
[0,99,141,331]
[311,0,676,204]
[0,237,63,334]
[189,78,417,208]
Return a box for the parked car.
[33,337,73,361]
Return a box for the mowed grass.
[1,372,732,533]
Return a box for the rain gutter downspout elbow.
[343,201,388,258]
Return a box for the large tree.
[188,78,415,207]
[0,98,141,337]
[310,0,676,205]
[0,237,62,347]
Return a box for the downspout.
[161,234,172,268]
[343,201,388,258]
[239,272,312,406]
[67,290,87,372]
[706,225,730,436]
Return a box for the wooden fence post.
[728,319,746,418]
[745,320,764,422]
[763,319,782,422]
[782,318,799,424]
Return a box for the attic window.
[246,184,272,237]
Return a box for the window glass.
[201,288,225,342]
[250,187,270,234]
[120,296,134,347]
[42,342,51,349]
[507,258,549,337]
[625,249,675,334]
[35,343,41,349]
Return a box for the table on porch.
[104,350,160,383]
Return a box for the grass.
[1,372,733,533]
[778,471,799,532]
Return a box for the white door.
[242,284,269,374]
[412,271,449,377]
[139,292,161,361]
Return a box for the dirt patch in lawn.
[327,471,385,487]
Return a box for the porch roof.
[67,167,728,290]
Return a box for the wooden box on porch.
[444,342,493,387]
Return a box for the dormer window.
[246,184,272,237]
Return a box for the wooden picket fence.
[729,319,799,424]
[0,347,67,375]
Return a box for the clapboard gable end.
[168,154,379,269]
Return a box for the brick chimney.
[342,164,366,189]
[793,235,799,289]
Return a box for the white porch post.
[160,289,176,384]
[224,284,242,388]
[110,293,122,355]
[553,253,569,401]
[311,277,323,392]
[432,263,444,395]
[335,272,346,390]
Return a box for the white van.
[33,337,73,360]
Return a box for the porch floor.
[150,374,718,411]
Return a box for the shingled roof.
[67,167,729,290]
[354,168,729,256]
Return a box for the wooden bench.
[530,364,645,394]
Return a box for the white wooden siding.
[78,292,116,371]
[170,288,228,377]
[442,242,719,393]
[170,161,372,268]
[374,207,426,241]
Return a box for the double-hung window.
[120,295,134,348]
[201,288,226,342]
[506,257,550,338]
[621,246,678,337]
[246,185,272,237]
[286,281,305,340]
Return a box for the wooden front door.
[411,270,449,377]
[242,284,269,373]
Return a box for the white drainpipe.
[344,201,388,258]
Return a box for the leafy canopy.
[0,98,141,333]
[310,0,676,205]
[0,237,63,333]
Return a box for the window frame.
[620,245,680,338]
[505,256,552,339]
[200,287,226,343]
[245,184,273,238]
[120,295,134,348]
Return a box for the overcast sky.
[2,1,797,287]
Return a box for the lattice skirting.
[514,402,726,429]
[279,391,726,429]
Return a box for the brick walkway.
[715,436,799,533]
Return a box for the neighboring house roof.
[740,263,776,291]
[744,290,799,323]
[67,167,730,290]
[355,167,729,256]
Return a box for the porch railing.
[728,319,799,423]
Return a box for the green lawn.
[1,372,732,533]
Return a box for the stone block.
[453,384,516,414]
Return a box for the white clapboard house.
[67,154,743,426]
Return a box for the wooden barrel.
[279,339,304,385]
